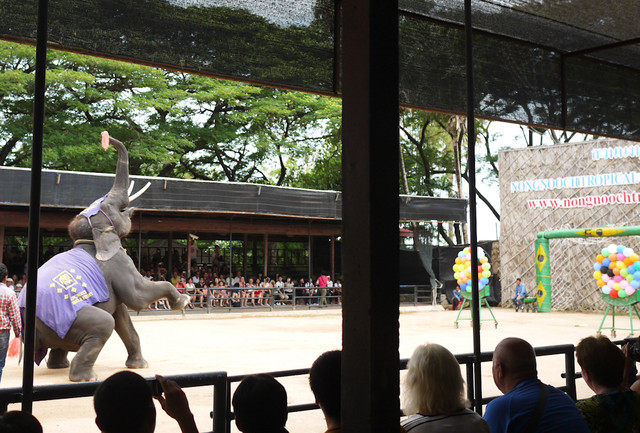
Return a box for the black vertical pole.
[23,0,49,413]
[138,212,142,271]
[342,0,399,432]
[464,0,483,414]
[229,219,233,277]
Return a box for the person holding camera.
[576,335,640,433]
[94,371,199,433]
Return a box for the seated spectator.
[283,277,294,303]
[512,278,527,312]
[483,337,590,433]
[218,281,229,307]
[309,350,341,433]
[232,374,289,433]
[209,282,218,307]
[576,335,640,433]
[175,277,185,293]
[171,271,180,287]
[452,285,462,311]
[334,279,342,304]
[194,278,205,307]
[401,343,489,432]
[0,411,43,433]
[185,278,196,308]
[254,279,264,306]
[231,284,242,307]
[262,280,273,307]
[94,370,198,433]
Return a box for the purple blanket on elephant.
[19,248,110,339]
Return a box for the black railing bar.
[283,402,320,414]
[0,372,227,405]
[228,368,310,383]
[401,345,574,371]
[224,402,321,424]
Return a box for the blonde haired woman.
[401,343,489,433]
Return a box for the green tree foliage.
[399,109,457,197]
[0,41,341,186]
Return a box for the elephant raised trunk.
[68,135,134,258]
[108,136,130,213]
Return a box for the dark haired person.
[316,271,329,307]
[576,335,640,432]
[94,371,198,433]
[0,411,43,433]
[232,374,289,433]
[0,263,21,383]
[310,350,342,433]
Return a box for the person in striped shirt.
[0,263,21,383]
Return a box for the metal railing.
[140,285,439,315]
[0,343,579,433]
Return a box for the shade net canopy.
[0,0,638,139]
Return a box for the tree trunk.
[449,116,468,244]
[399,144,421,250]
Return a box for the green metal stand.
[454,287,498,329]
[597,294,640,338]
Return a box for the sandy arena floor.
[0,305,623,432]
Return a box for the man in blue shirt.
[452,285,463,310]
[512,278,527,311]
[484,337,591,433]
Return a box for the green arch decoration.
[535,226,640,312]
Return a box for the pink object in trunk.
[101,131,110,150]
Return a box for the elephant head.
[68,134,149,261]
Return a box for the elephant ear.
[93,226,121,261]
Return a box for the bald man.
[483,337,590,433]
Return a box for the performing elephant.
[19,133,190,382]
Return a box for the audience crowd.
[137,248,342,310]
[2,245,343,309]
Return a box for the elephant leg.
[66,306,115,382]
[113,303,148,369]
[167,289,190,311]
[47,348,70,369]
[107,252,190,311]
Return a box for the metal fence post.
[212,372,229,433]
[564,346,577,401]
[466,360,475,409]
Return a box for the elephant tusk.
[128,180,135,197]
[129,182,151,202]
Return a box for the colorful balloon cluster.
[593,244,640,299]
[452,247,491,292]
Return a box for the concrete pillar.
[342,0,400,432]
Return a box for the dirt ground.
[0,305,623,433]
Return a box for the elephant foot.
[47,348,70,369]
[126,355,149,369]
[169,294,190,311]
[68,366,98,382]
